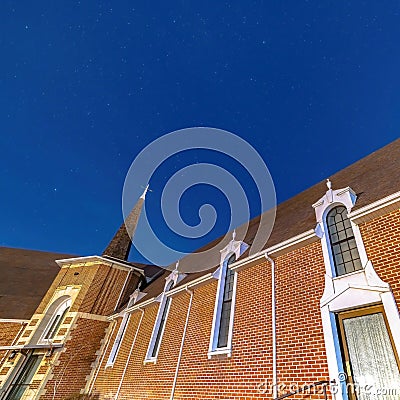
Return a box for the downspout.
[265,254,277,399]
[170,287,193,400]
[115,308,145,400]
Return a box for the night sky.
[1,2,399,264]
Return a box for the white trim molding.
[208,236,247,358]
[105,313,130,368]
[320,264,400,400]
[55,255,145,274]
[0,319,29,324]
[348,190,400,224]
[313,183,400,400]
[144,269,185,364]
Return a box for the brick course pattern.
[359,209,400,310]
[0,322,26,368]
[41,317,109,400]
[90,240,332,400]
[2,209,399,399]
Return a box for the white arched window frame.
[39,297,71,343]
[105,289,145,367]
[208,236,248,358]
[144,269,185,363]
[106,313,130,367]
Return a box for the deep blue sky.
[1,1,399,263]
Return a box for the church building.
[1,139,400,400]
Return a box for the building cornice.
[348,190,400,224]
[55,255,145,274]
[0,343,63,351]
[108,272,216,320]
[0,319,29,324]
[230,229,318,272]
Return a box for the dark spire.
[102,186,148,261]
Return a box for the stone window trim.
[38,297,71,344]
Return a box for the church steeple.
[102,186,148,261]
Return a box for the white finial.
[232,229,236,241]
[174,260,179,271]
[140,184,149,200]
[326,179,332,190]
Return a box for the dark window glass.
[217,254,236,348]
[5,354,43,400]
[327,206,362,276]
[44,305,70,340]
[151,281,174,357]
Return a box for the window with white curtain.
[339,308,400,400]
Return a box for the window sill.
[207,347,232,359]
[332,268,365,281]
[143,357,157,365]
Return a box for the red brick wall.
[41,317,109,400]
[35,263,131,317]
[90,240,331,400]
[360,209,400,308]
[27,261,133,400]
[4,208,392,400]
[0,322,26,368]
[274,242,329,399]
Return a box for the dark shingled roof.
[0,247,73,320]
[260,137,400,250]
[133,138,400,305]
[3,139,399,316]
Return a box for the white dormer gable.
[213,231,249,279]
[313,179,357,224]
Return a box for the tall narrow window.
[106,313,130,366]
[217,254,236,348]
[43,299,71,341]
[326,206,362,276]
[5,353,43,400]
[146,280,175,361]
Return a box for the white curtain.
[343,312,400,400]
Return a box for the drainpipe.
[115,308,145,400]
[170,287,193,400]
[265,254,277,399]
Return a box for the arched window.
[106,312,130,366]
[326,205,362,276]
[42,298,71,341]
[217,254,236,348]
[145,280,175,361]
